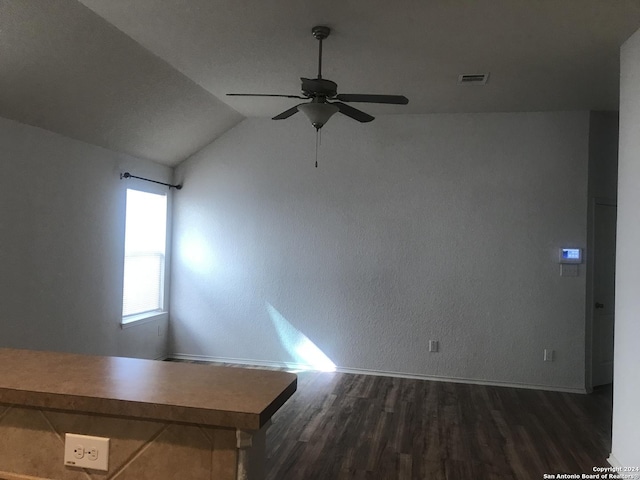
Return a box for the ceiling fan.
[227,26,409,130]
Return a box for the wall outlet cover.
[64,433,109,471]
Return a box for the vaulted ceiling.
[2,0,640,166]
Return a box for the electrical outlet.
[64,433,109,471]
[87,447,99,461]
[429,340,439,353]
[72,445,84,459]
[544,349,554,362]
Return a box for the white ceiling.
[2,0,640,166]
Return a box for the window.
[122,188,168,323]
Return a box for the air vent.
[457,73,490,85]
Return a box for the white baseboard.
[608,454,623,469]
[169,353,315,371]
[168,353,587,394]
[607,454,640,480]
[335,366,586,393]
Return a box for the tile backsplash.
[0,404,238,480]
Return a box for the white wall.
[611,28,640,467]
[171,111,591,391]
[0,116,170,359]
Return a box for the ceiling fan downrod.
[312,26,330,79]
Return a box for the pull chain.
[315,128,321,168]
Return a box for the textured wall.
[0,117,169,359]
[611,27,640,467]
[171,112,590,390]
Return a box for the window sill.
[121,311,167,329]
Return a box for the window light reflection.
[266,303,336,372]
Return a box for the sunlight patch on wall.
[266,303,336,372]
[178,232,216,275]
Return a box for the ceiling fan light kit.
[297,102,339,130]
[227,25,409,131]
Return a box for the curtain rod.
[120,172,182,190]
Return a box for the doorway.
[591,201,617,387]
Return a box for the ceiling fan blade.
[333,102,374,123]
[335,94,409,105]
[272,105,302,120]
[227,93,307,99]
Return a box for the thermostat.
[559,248,582,264]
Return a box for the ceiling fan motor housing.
[301,78,338,98]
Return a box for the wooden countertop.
[0,348,296,430]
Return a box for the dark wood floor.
[167,360,613,480]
